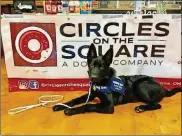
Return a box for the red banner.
[8,78,181,92]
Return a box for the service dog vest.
[90,77,125,95]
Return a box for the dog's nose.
[91,75,99,82]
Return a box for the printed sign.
[80,0,92,14]
[13,0,36,13]
[1,14,181,92]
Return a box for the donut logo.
[15,27,53,63]
[10,23,57,67]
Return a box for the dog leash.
[53,82,92,107]
[8,85,92,115]
[8,95,64,115]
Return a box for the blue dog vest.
[90,77,125,95]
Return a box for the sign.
[13,0,36,13]
[1,14,181,92]
[80,0,92,14]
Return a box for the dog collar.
[90,77,125,95]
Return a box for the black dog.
[53,43,182,116]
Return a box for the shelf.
[142,7,181,11]
[1,1,12,5]
[92,8,135,11]
[92,7,181,11]
[1,1,181,11]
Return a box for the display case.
[91,0,181,14]
[1,0,181,14]
[92,0,135,10]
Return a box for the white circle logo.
[15,26,53,63]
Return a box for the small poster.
[68,1,80,14]
[80,0,92,14]
[13,0,36,13]
[99,1,108,8]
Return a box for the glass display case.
[1,0,181,14]
[118,1,135,9]
[91,0,181,14]
[92,0,135,9]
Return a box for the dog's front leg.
[64,103,114,116]
[53,93,96,111]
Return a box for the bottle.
[69,1,75,13]
[86,1,89,11]
[62,1,69,14]
[57,0,62,13]
[88,0,92,13]
[83,1,86,11]
[75,1,80,13]
[45,0,52,14]
[51,0,57,14]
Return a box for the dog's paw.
[135,106,145,113]
[64,108,77,116]
[52,105,66,111]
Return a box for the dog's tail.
[165,88,182,97]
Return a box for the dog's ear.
[103,47,113,66]
[87,43,97,65]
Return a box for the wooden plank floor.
[1,57,181,135]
